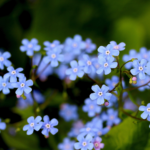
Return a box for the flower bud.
[105,102,109,106]
[16,95,21,98]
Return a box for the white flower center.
[11,70,16,75]
[73,43,77,48]
[113,45,119,50]
[95,64,100,69]
[51,44,55,47]
[28,44,33,48]
[0,57,4,61]
[144,54,148,59]
[147,107,150,112]
[2,83,6,87]
[90,105,94,109]
[73,68,78,72]
[98,92,103,96]
[104,63,108,67]
[139,66,143,71]
[45,124,51,128]
[87,60,92,65]
[112,82,116,86]
[82,142,87,147]
[110,115,114,120]
[30,123,34,127]
[94,142,99,147]
[98,131,102,136]
[20,83,25,87]
[51,54,56,59]
[105,50,110,55]
[86,127,91,131]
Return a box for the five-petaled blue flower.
[97,57,117,75]
[20,38,41,56]
[0,76,13,94]
[41,115,58,136]
[0,51,11,70]
[139,103,150,120]
[84,38,96,53]
[11,77,33,95]
[0,119,6,130]
[110,41,126,51]
[4,66,24,82]
[82,98,101,117]
[98,44,119,59]
[58,138,75,150]
[137,47,150,61]
[130,59,150,79]
[43,48,64,67]
[66,60,84,80]
[90,84,112,105]
[23,116,43,135]
[74,134,93,150]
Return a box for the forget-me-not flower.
[137,47,150,61]
[4,66,24,82]
[90,84,112,105]
[139,103,150,120]
[84,38,96,53]
[20,38,41,56]
[23,116,43,135]
[58,138,75,150]
[110,41,126,51]
[41,115,58,136]
[0,51,11,70]
[11,77,33,95]
[93,137,104,150]
[0,119,6,130]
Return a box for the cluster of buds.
[129,77,137,84]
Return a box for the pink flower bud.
[105,102,109,106]
[16,95,21,98]
[132,77,137,81]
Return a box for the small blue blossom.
[98,44,119,59]
[139,103,150,120]
[130,59,150,79]
[79,54,96,74]
[43,40,63,51]
[90,84,112,105]
[11,77,33,95]
[0,119,6,130]
[84,38,96,53]
[110,41,126,51]
[58,138,75,150]
[4,66,24,82]
[97,57,117,75]
[137,47,150,61]
[0,76,13,94]
[66,60,84,80]
[82,98,101,117]
[64,35,85,55]
[59,103,78,121]
[20,38,41,56]
[43,48,64,67]
[101,109,121,126]
[74,134,93,150]
[41,115,58,136]
[23,116,43,135]
[93,136,104,150]
[122,49,137,69]
[0,51,11,70]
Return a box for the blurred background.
[1,0,150,149]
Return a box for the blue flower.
[41,115,58,136]
[4,66,24,82]
[11,77,33,95]
[90,84,112,105]
[0,119,6,130]
[110,41,126,51]
[122,49,137,69]
[58,138,75,150]
[64,35,85,55]
[82,98,101,117]
[98,44,119,59]
[93,136,104,150]
[23,116,43,135]
[130,59,150,79]
[20,38,41,56]
[43,40,63,51]
[79,54,96,74]
[66,60,84,80]
[74,134,93,150]
[101,109,121,126]
[59,103,78,122]
[139,103,150,120]
[43,48,64,67]
[97,57,117,75]
[84,38,96,53]
[0,51,11,70]
[0,76,13,94]
[137,47,150,61]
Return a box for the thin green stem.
[85,74,102,86]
